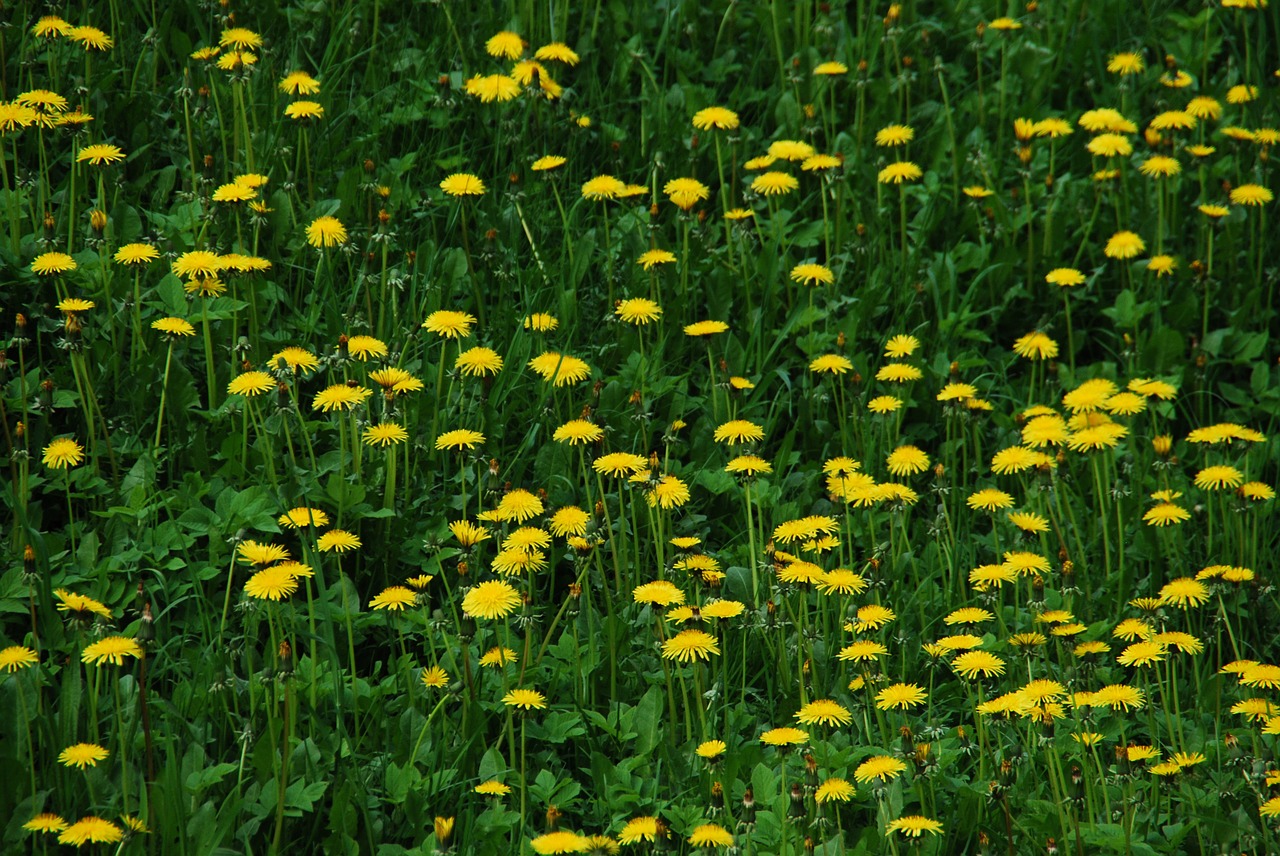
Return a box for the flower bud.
[788,782,806,818]
[433,816,454,850]
[277,639,293,676]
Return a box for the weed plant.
[1,1,1279,853]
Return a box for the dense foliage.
[1,0,1278,853]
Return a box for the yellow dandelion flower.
[875,124,914,146]
[878,161,923,184]
[854,755,907,784]
[440,173,485,197]
[661,629,720,662]
[750,171,799,195]
[81,636,143,666]
[795,699,852,727]
[306,215,347,248]
[790,263,834,285]
[463,580,521,619]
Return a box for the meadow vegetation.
[1,0,1278,853]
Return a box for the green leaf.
[1232,331,1268,362]
[632,686,662,755]
[1143,327,1184,372]
[1201,328,1228,357]
[529,770,581,808]
[384,761,420,803]
[773,92,802,129]
[283,779,329,813]
[110,202,144,243]
[478,747,507,782]
[155,273,187,316]
[185,763,238,794]
[1101,288,1140,327]
[663,83,685,111]
[1251,363,1272,399]
[185,801,218,852]
[693,467,736,496]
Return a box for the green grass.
[1,0,1279,853]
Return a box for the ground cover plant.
[1,0,1279,853]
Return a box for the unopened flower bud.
[137,602,155,643]
[788,783,805,818]
[433,816,454,850]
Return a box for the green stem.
[383,447,397,511]
[898,185,908,275]
[201,300,217,410]
[65,470,76,558]
[409,695,451,764]
[154,341,175,452]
